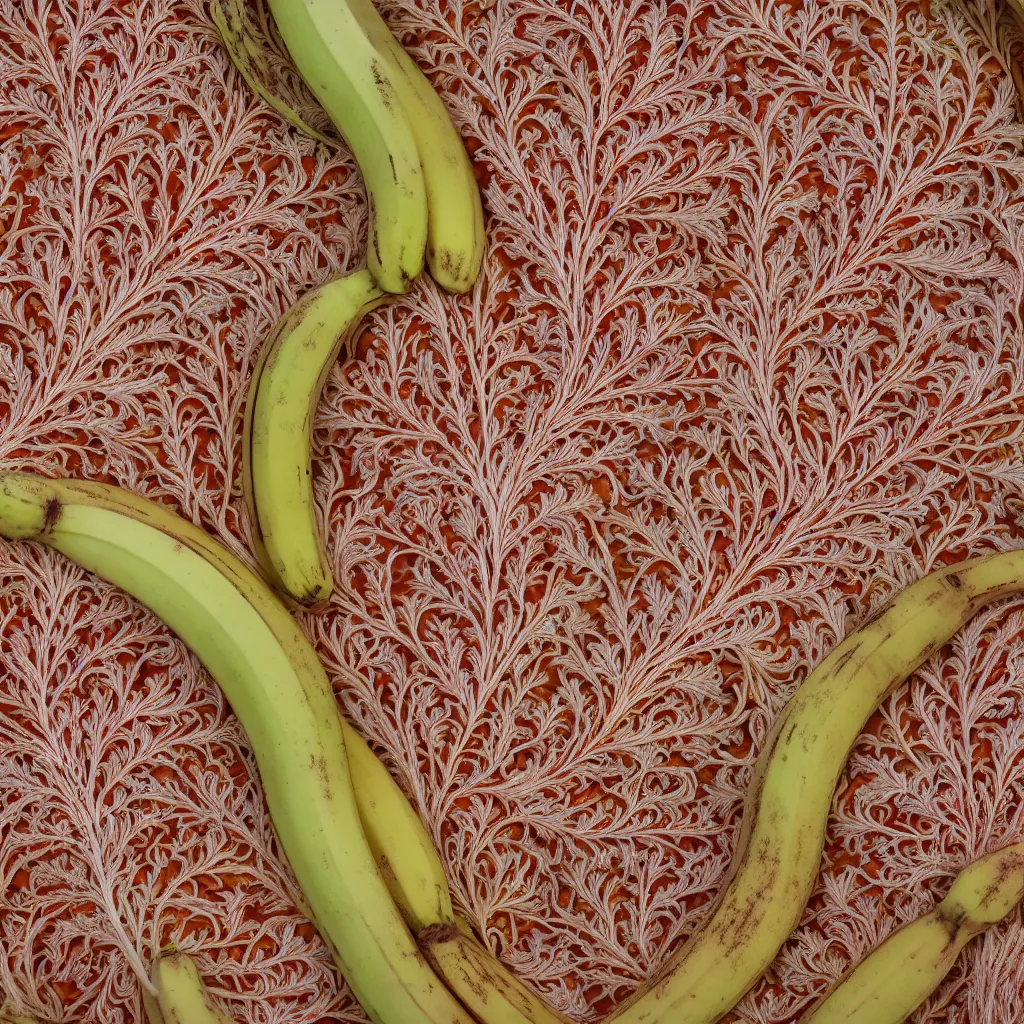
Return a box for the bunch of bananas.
[1,2,1023,1024]
[214,0,484,296]
[216,0,485,607]
[2,473,1023,1024]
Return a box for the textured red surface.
[3,0,1024,1021]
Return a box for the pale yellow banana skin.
[800,842,1024,1024]
[615,553,1024,1024]
[0,1007,39,1024]
[343,0,485,293]
[146,953,238,1024]
[345,723,455,932]
[242,271,389,606]
[213,0,485,293]
[0,473,474,1024]
[419,918,571,1024]
[264,0,427,293]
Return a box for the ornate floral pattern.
[3,0,1024,1020]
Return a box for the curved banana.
[210,0,333,145]
[345,724,455,932]
[800,843,1024,1023]
[614,553,1024,1024]
[344,0,485,293]
[419,919,570,1024]
[0,472,474,1024]
[214,0,484,293]
[147,953,238,1024]
[264,0,427,293]
[242,271,389,606]
[0,1008,39,1024]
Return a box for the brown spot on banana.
[419,922,461,947]
[308,753,332,800]
[42,496,61,532]
[370,59,394,112]
[829,646,857,675]
[936,900,968,933]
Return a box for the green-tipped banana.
[614,553,1024,1024]
[0,472,473,1024]
[345,725,454,932]
[263,0,426,293]
[214,0,484,292]
[242,271,389,605]
[800,843,1024,1023]
[210,0,333,145]
[147,953,238,1024]
[419,919,570,1024]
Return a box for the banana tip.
[0,472,59,540]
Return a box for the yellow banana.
[0,473,474,1024]
[419,919,570,1024]
[345,723,455,932]
[263,0,427,293]
[800,842,1024,1023]
[214,0,484,292]
[148,953,238,1024]
[242,271,389,605]
[142,990,164,1024]
[342,0,485,293]
[143,697,452,1007]
[210,0,333,145]
[614,553,1024,1024]
[0,1007,39,1024]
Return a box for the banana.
[242,271,389,606]
[214,0,484,292]
[148,953,238,1024]
[210,0,333,145]
[613,553,1024,1024]
[145,709,453,1010]
[342,0,485,293]
[800,842,1024,1023]
[263,0,427,293]
[0,1008,39,1024]
[0,473,474,1024]
[345,723,455,932]
[419,919,571,1024]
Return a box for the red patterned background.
[2,0,1024,1020]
